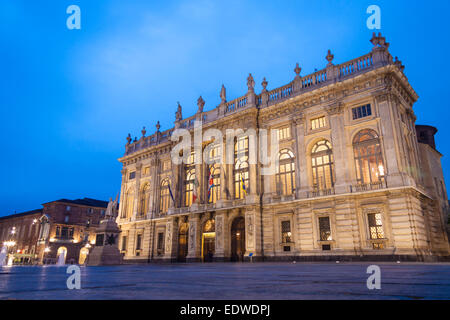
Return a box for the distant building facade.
[0,198,108,265]
[117,33,450,263]
[0,209,43,264]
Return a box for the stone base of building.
[121,254,450,264]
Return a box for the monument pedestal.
[87,219,122,266]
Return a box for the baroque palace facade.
[117,33,450,263]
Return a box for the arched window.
[138,184,150,217]
[276,149,296,195]
[234,136,249,199]
[208,164,221,203]
[160,179,170,214]
[206,143,221,204]
[184,152,196,207]
[311,140,335,190]
[353,129,385,184]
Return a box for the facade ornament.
[133,137,137,143]
[261,77,268,93]
[126,133,132,145]
[294,63,301,78]
[326,50,334,66]
[197,96,205,113]
[370,32,389,49]
[175,102,182,121]
[220,84,227,103]
[141,126,146,137]
[247,73,255,92]
[394,56,405,72]
[326,102,344,116]
[156,121,160,132]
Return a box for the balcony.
[307,188,335,198]
[350,181,387,193]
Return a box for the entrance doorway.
[202,219,215,262]
[231,217,245,262]
[177,223,189,262]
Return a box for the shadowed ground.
[0,262,449,300]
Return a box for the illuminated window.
[368,213,384,240]
[276,149,296,196]
[311,116,326,130]
[162,160,171,172]
[311,140,335,190]
[138,184,150,217]
[184,152,196,207]
[352,104,372,120]
[319,217,332,241]
[207,144,221,204]
[143,166,150,175]
[157,232,164,256]
[281,221,292,243]
[277,126,291,140]
[159,179,170,214]
[234,136,249,199]
[135,234,142,254]
[353,129,385,184]
[121,236,127,252]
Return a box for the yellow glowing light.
[49,238,56,242]
[378,165,385,176]
[3,241,16,247]
[44,247,51,253]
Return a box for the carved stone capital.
[325,102,344,116]
[292,112,305,125]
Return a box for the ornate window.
[368,213,384,240]
[184,152,196,207]
[277,126,291,140]
[311,116,326,130]
[281,221,292,243]
[159,179,170,214]
[353,129,385,184]
[138,183,150,217]
[311,140,335,190]
[319,217,332,241]
[234,136,249,199]
[206,144,221,204]
[276,149,296,196]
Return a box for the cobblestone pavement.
[0,262,449,300]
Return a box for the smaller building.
[0,197,108,265]
[0,209,43,264]
[37,198,108,265]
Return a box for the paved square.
[1,262,449,300]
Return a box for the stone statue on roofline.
[175,102,182,121]
[220,84,226,103]
[247,73,255,92]
[197,96,205,113]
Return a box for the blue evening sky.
[1,0,449,216]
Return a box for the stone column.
[327,102,349,194]
[149,158,159,219]
[214,212,226,261]
[164,218,177,262]
[186,214,201,262]
[244,206,262,260]
[132,164,142,220]
[293,113,308,198]
[375,93,403,187]
[118,168,127,220]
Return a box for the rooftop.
[0,209,43,221]
[42,197,108,208]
